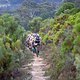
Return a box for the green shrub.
[74,23,80,33]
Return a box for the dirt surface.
[31,54,49,80]
[15,53,49,80]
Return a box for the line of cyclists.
[25,33,41,57]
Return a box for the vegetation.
[0,0,80,80]
[56,2,75,15]
[0,14,29,80]
[39,2,80,80]
[28,17,42,32]
[15,0,56,29]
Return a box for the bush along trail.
[39,12,80,80]
[0,14,32,80]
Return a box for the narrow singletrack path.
[30,55,49,80]
[15,52,49,80]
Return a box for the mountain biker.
[26,33,41,57]
[32,33,41,57]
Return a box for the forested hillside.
[0,0,62,29]
[0,0,80,80]
[15,0,62,29]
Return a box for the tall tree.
[29,17,42,32]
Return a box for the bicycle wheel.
[35,46,39,57]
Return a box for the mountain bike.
[32,44,40,57]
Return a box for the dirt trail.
[15,53,49,80]
[31,55,49,80]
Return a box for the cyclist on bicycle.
[26,33,41,57]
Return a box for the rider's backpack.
[36,36,40,40]
[35,36,40,42]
